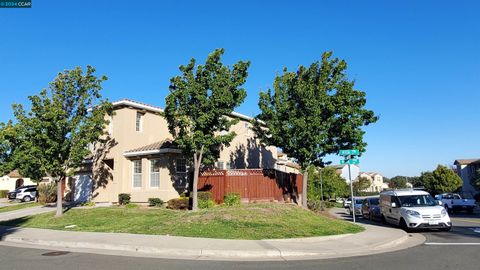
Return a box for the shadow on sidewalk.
[0,219,30,241]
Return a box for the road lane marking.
[425,242,480,246]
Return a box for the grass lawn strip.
[0,202,41,213]
[0,203,363,240]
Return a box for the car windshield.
[369,198,379,205]
[355,199,363,204]
[398,195,436,207]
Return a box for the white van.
[380,189,451,231]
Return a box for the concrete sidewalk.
[0,213,425,261]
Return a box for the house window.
[176,158,187,173]
[226,162,232,169]
[216,161,225,169]
[135,112,143,132]
[150,159,160,188]
[132,160,142,188]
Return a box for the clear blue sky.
[1,0,479,177]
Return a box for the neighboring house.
[0,170,36,192]
[358,172,385,192]
[275,152,301,174]
[331,164,360,183]
[80,99,278,204]
[454,159,480,198]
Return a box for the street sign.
[340,159,360,165]
[339,149,359,156]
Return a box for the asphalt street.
[0,213,479,270]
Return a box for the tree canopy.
[254,51,378,207]
[353,176,371,195]
[420,165,462,194]
[3,66,111,216]
[388,176,408,189]
[307,166,349,201]
[164,48,250,210]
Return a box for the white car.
[380,189,451,231]
[15,186,37,202]
[348,198,364,216]
[435,193,476,214]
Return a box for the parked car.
[434,193,476,214]
[362,197,381,220]
[348,198,364,216]
[343,198,352,208]
[15,186,37,202]
[380,189,451,231]
[8,185,36,200]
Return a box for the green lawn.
[0,203,363,239]
[0,202,41,213]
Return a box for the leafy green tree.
[307,166,348,201]
[422,165,462,194]
[254,52,378,207]
[353,177,371,195]
[164,49,250,211]
[388,176,408,189]
[7,66,112,217]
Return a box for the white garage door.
[74,174,93,203]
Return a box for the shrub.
[224,192,241,206]
[166,198,189,210]
[324,201,335,208]
[198,191,212,201]
[199,199,215,209]
[125,203,139,209]
[0,190,8,198]
[38,183,57,203]
[148,197,164,207]
[118,193,131,205]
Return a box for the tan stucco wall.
[0,177,35,192]
[92,106,278,203]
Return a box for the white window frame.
[149,159,161,188]
[135,112,143,132]
[132,159,142,188]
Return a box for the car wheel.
[467,208,474,214]
[369,211,374,221]
[23,196,31,202]
[399,218,411,232]
[381,214,387,224]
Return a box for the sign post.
[340,149,360,223]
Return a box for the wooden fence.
[198,169,303,203]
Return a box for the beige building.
[357,172,385,192]
[0,170,36,192]
[84,99,278,204]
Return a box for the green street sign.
[339,149,359,156]
[340,159,360,165]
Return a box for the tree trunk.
[302,169,308,208]
[191,146,204,211]
[55,177,63,217]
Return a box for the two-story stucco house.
[73,99,278,204]
[454,159,480,198]
[358,172,385,192]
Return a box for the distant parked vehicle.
[435,193,476,214]
[343,198,352,208]
[8,185,37,200]
[380,189,451,231]
[362,197,381,220]
[15,186,37,202]
[348,198,364,216]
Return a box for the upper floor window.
[136,112,143,132]
[132,160,142,188]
